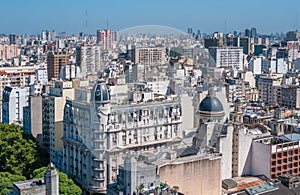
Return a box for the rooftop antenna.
[106,20,109,30]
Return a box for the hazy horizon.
[1,0,300,35]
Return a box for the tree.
[0,124,47,178]
[32,167,82,195]
[0,172,26,195]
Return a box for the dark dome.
[94,80,110,102]
[234,99,241,103]
[199,96,223,112]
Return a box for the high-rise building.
[250,27,257,38]
[258,74,282,105]
[0,44,19,59]
[47,52,70,80]
[244,29,250,37]
[96,29,116,50]
[0,66,35,122]
[23,95,43,144]
[208,46,243,70]
[9,34,17,45]
[2,86,29,125]
[42,80,75,162]
[76,45,101,78]
[234,36,250,54]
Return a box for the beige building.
[42,80,75,162]
[134,46,166,65]
[76,45,101,78]
[0,44,19,59]
[159,153,222,195]
[258,74,282,105]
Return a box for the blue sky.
[1,0,299,35]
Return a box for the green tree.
[0,172,26,195]
[0,124,47,178]
[32,167,82,195]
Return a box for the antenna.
[225,18,227,35]
[106,20,109,30]
[85,9,88,32]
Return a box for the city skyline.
[1,0,300,35]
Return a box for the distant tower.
[44,162,59,195]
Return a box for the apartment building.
[62,79,182,194]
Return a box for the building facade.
[209,47,243,70]
[62,80,182,194]
[134,46,166,66]
[47,52,70,80]
[76,45,101,78]
[2,86,29,125]
[42,80,75,162]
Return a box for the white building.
[2,86,29,125]
[62,80,183,194]
[76,45,101,78]
[248,57,262,75]
[209,47,243,70]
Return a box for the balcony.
[93,166,104,171]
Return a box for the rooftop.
[245,182,278,195]
[14,178,45,190]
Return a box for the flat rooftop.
[222,177,265,194]
[14,178,45,190]
[245,182,278,195]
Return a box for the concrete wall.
[159,156,221,195]
[251,141,271,178]
[239,133,253,176]
[181,94,194,131]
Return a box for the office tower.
[76,44,101,78]
[234,36,250,54]
[244,29,250,37]
[47,52,70,80]
[9,34,17,44]
[208,46,243,70]
[250,27,257,38]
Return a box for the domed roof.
[234,98,241,104]
[199,96,223,112]
[93,79,110,102]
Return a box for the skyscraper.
[250,27,257,38]
[9,34,17,44]
[244,29,250,37]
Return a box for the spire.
[44,162,59,195]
